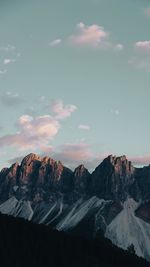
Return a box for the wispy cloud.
[129,155,150,166]
[0,45,16,52]
[135,41,150,52]
[52,100,77,120]
[128,58,150,70]
[3,58,16,65]
[114,44,124,51]
[53,144,113,170]
[49,39,62,47]
[78,124,90,130]
[128,41,150,70]
[69,22,108,47]
[0,92,22,106]
[53,142,93,168]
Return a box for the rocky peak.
[0,153,149,203]
[73,165,90,194]
[19,154,41,185]
[21,153,42,165]
[90,155,136,201]
[105,155,134,175]
[10,162,20,173]
[74,164,89,177]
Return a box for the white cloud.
[49,39,62,47]
[69,22,108,47]
[135,41,150,52]
[128,41,150,70]
[78,124,90,130]
[52,100,77,120]
[114,43,124,51]
[0,45,16,52]
[3,58,16,65]
[0,115,60,151]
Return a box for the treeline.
[0,213,149,267]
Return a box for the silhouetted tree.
[128,244,136,255]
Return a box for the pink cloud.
[0,100,77,153]
[52,100,77,120]
[70,22,108,47]
[135,41,150,52]
[52,142,93,169]
[0,114,59,151]
[52,143,112,170]
[56,142,92,161]
[129,156,150,166]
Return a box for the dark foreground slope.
[0,213,149,267]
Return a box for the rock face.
[0,153,150,204]
[89,155,136,201]
[73,165,90,194]
[134,165,150,201]
[0,154,74,203]
[0,162,20,201]
[135,201,150,223]
[0,153,150,261]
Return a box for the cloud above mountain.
[0,100,77,152]
[129,155,150,166]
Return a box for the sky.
[0,0,150,170]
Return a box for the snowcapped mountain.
[0,153,150,261]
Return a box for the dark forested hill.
[0,213,149,267]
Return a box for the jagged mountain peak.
[0,153,150,262]
[92,154,135,177]
[20,153,64,169]
[21,153,42,164]
[74,164,89,175]
[104,154,133,169]
[89,155,136,201]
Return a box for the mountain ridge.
[0,153,149,203]
[0,153,150,261]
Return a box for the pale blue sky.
[0,0,150,169]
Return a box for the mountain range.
[0,153,150,261]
